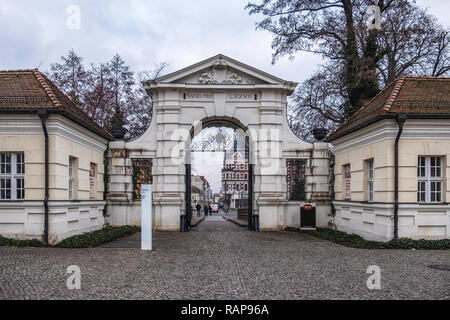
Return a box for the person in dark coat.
[204,204,209,216]
[196,203,201,217]
[208,204,213,216]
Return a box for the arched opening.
[181,117,257,232]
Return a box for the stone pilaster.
[309,142,331,202]
[107,141,133,202]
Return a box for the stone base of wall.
[106,201,142,227]
[283,201,332,229]
[106,200,180,232]
[0,201,106,245]
[333,201,450,241]
[106,199,332,231]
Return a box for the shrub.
[0,236,47,248]
[0,226,141,248]
[56,226,141,248]
[286,227,450,250]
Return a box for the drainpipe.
[394,113,407,240]
[38,110,49,244]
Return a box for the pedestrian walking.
[196,203,201,217]
[208,204,212,216]
[204,204,209,216]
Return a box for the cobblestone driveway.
[0,218,449,300]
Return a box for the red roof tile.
[327,76,450,141]
[0,69,113,140]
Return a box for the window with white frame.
[89,163,97,199]
[367,159,375,202]
[0,153,25,200]
[344,164,351,200]
[69,158,73,200]
[418,156,443,203]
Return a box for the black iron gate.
[183,134,257,232]
[248,163,254,231]
[183,163,192,232]
[246,136,258,231]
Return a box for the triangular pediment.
[148,54,293,86]
[173,65,268,85]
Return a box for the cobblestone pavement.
[0,220,449,300]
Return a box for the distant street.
[194,212,243,232]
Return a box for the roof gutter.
[394,113,407,240]
[37,109,49,244]
[327,113,450,142]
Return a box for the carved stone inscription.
[228,92,256,101]
[184,92,214,100]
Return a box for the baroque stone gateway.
[106,54,332,231]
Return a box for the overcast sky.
[1,0,447,83]
[1,0,448,193]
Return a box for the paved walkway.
[194,214,243,232]
[0,226,449,300]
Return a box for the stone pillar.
[106,140,134,226]
[309,142,331,202]
[151,90,184,231]
[255,94,286,230]
[307,142,332,227]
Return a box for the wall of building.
[0,114,108,243]
[0,201,105,244]
[332,119,450,240]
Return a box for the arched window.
[237,173,240,180]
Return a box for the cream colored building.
[0,70,112,244]
[328,77,450,241]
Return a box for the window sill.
[417,202,447,205]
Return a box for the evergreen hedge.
[285,227,450,250]
[0,226,140,248]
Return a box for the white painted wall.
[332,119,450,240]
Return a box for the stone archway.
[106,54,331,231]
[184,116,255,232]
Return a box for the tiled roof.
[0,69,113,140]
[327,76,450,141]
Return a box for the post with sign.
[300,203,316,230]
[141,184,152,251]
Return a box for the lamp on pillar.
[311,128,328,142]
[109,106,128,140]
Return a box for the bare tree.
[48,50,169,139]
[83,63,114,128]
[247,0,449,139]
[427,29,450,77]
[49,49,87,106]
[138,62,170,82]
[126,62,170,139]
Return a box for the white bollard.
[141,184,152,251]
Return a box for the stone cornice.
[0,114,108,153]
[332,118,450,154]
